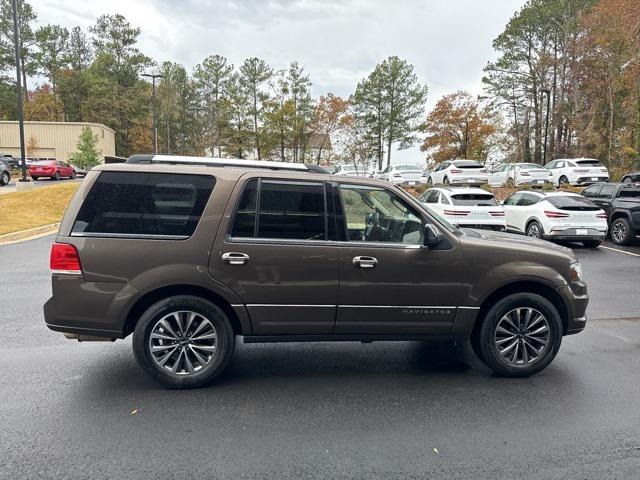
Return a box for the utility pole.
[12,0,28,182]
[463,120,469,159]
[539,88,551,165]
[141,73,163,154]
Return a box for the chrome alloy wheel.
[612,221,627,244]
[148,310,217,375]
[494,307,550,366]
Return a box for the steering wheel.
[364,211,381,240]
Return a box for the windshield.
[450,193,498,206]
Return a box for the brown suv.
[44,155,588,388]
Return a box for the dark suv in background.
[583,182,640,245]
[45,155,588,388]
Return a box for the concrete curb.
[0,223,59,246]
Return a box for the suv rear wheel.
[473,293,562,377]
[132,295,235,388]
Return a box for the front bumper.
[557,282,588,335]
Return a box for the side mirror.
[424,224,443,248]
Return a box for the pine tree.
[69,126,101,169]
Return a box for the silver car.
[0,160,10,186]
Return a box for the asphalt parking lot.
[0,176,82,195]
[1,236,639,479]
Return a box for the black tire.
[0,171,9,186]
[582,239,601,248]
[54,171,60,180]
[526,220,543,239]
[31,176,38,181]
[71,170,76,179]
[558,175,569,187]
[472,292,563,377]
[132,295,235,389]
[443,176,450,185]
[427,177,433,186]
[610,217,633,246]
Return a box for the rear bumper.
[557,283,588,335]
[544,227,606,241]
[516,179,552,187]
[450,177,487,186]
[44,297,125,338]
[574,177,609,185]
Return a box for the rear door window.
[598,184,617,198]
[72,172,215,238]
[230,179,327,241]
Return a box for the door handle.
[222,252,250,265]
[353,256,378,269]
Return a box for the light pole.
[12,0,28,182]
[141,73,163,154]
[539,88,551,166]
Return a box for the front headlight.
[569,261,583,283]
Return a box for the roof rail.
[125,154,330,174]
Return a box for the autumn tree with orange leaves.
[421,91,497,165]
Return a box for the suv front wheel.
[133,295,235,388]
[473,293,563,377]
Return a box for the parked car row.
[419,186,617,248]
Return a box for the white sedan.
[488,163,553,187]
[502,191,607,247]
[332,164,363,177]
[545,158,609,186]
[429,160,488,186]
[378,164,429,185]
[419,187,506,231]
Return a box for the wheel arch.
[611,209,631,222]
[474,280,568,336]
[123,284,247,337]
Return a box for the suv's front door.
[210,177,338,335]
[334,182,463,334]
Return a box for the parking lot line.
[599,245,640,257]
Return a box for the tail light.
[449,169,462,174]
[596,212,607,218]
[480,169,487,173]
[489,211,505,217]
[443,209,470,216]
[520,172,530,176]
[393,173,402,177]
[574,169,588,173]
[50,242,82,274]
[544,210,570,218]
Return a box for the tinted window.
[582,184,602,198]
[450,194,498,206]
[258,181,325,240]
[423,190,439,204]
[599,184,617,198]
[503,193,521,206]
[619,189,640,198]
[72,172,214,238]
[575,159,603,167]
[339,184,423,244]
[546,195,599,211]
[231,180,326,240]
[518,194,541,206]
[231,179,258,237]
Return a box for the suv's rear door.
[210,176,338,335]
[333,182,463,334]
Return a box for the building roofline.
[0,120,115,135]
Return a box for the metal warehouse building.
[0,121,115,162]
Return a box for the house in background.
[0,121,115,161]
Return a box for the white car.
[502,190,607,247]
[488,163,553,187]
[429,160,488,186]
[419,187,506,231]
[332,164,363,177]
[378,164,428,185]
[545,158,609,186]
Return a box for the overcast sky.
[36,0,526,163]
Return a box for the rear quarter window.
[72,171,215,238]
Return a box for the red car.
[29,160,76,181]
